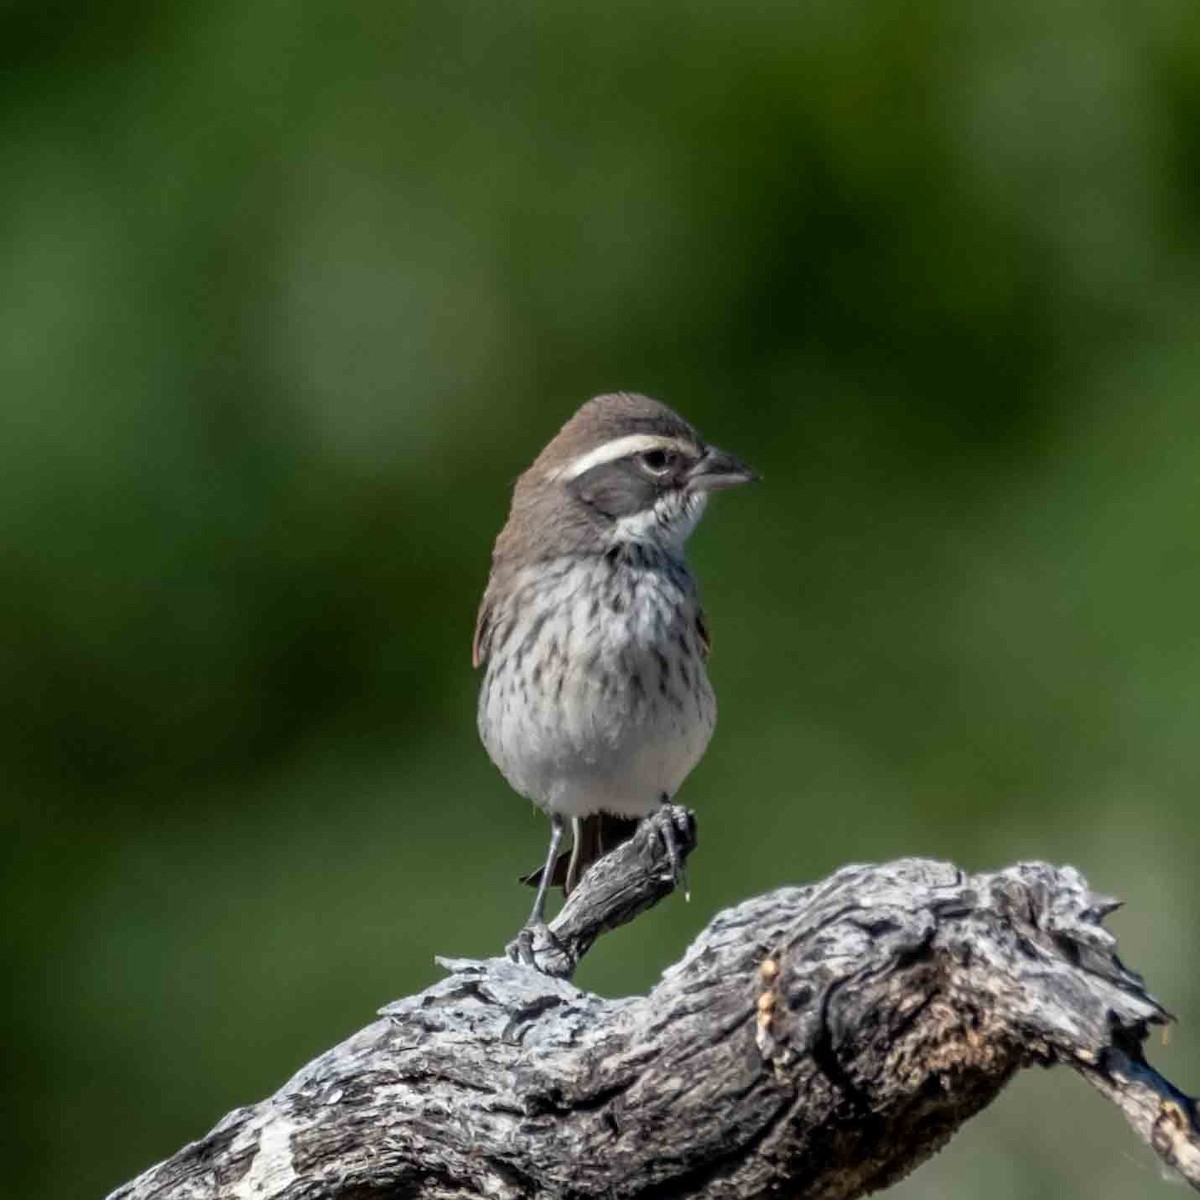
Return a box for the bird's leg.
[658,794,690,901]
[527,813,565,927]
[563,816,584,897]
[508,814,567,968]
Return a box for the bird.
[472,392,756,950]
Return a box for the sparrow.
[473,392,756,946]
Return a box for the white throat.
[612,490,708,552]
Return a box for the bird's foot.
[654,804,694,901]
[505,921,571,976]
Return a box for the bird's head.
[506,392,756,559]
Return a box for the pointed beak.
[686,445,759,492]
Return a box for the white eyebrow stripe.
[550,434,696,482]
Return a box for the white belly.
[478,557,716,819]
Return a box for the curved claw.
[656,805,694,900]
[506,925,538,966]
[505,921,572,975]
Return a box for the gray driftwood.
[108,806,1200,1200]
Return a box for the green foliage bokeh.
[4,2,1200,1197]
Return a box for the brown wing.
[695,607,711,658]
[472,590,493,668]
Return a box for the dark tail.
[520,813,641,896]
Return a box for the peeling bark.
[107,807,1200,1200]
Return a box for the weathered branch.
[108,808,1200,1200]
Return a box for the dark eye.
[639,448,673,474]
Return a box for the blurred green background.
[4,1,1200,1197]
